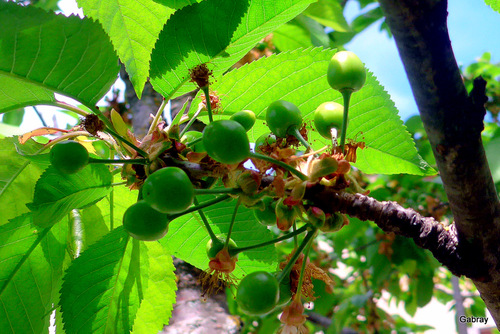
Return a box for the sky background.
[344,0,500,121]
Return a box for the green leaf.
[60,227,147,334]
[273,15,330,52]
[2,109,25,127]
[0,137,45,226]
[131,242,177,332]
[96,179,139,230]
[304,0,350,32]
[160,195,278,277]
[0,2,119,113]
[154,0,204,8]
[76,0,174,98]
[486,136,500,184]
[485,0,500,13]
[150,0,316,99]
[0,213,68,333]
[416,270,434,307]
[204,48,436,175]
[27,164,113,228]
[80,205,110,250]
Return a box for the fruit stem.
[52,101,89,117]
[225,198,241,249]
[179,104,204,139]
[193,197,219,243]
[48,102,150,158]
[168,194,231,220]
[88,157,150,165]
[340,90,352,154]
[201,86,213,123]
[185,137,202,148]
[294,231,314,300]
[194,188,241,195]
[229,224,309,256]
[249,152,308,181]
[276,228,317,284]
[147,98,168,137]
[290,126,312,152]
[292,222,298,248]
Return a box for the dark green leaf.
[60,227,147,334]
[416,270,434,307]
[304,0,349,32]
[27,164,113,228]
[0,214,67,333]
[0,2,119,113]
[160,195,277,277]
[2,109,24,126]
[77,0,175,98]
[150,0,316,99]
[0,137,45,225]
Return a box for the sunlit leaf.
[0,2,119,113]
[0,214,67,333]
[27,164,113,227]
[201,48,435,175]
[150,0,316,99]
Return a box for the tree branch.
[305,187,485,279]
[378,0,500,326]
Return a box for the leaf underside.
[198,47,435,176]
[150,0,316,99]
[0,214,67,334]
[0,2,119,113]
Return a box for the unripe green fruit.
[142,167,194,214]
[181,131,205,152]
[50,141,89,174]
[320,212,345,233]
[230,110,256,131]
[236,271,279,315]
[253,197,277,226]
[254,132,277,153]
[327,51,366,92]
[275,274,292,307]
[314,102,345,139]
[123,201,169,241]
[203,120,250,164]
[206,238,237,258]
[266,100,302,138]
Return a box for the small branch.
[305,186,488,279]
[32,106,48,127]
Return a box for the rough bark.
[378,0,500,326]
[120,67,163,138]
[160,259,239,334]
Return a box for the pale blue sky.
[344,0,500,120]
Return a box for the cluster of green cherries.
[48,51,366,315]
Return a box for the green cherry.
[314,101,345,139]
[327,51,366,92]
[123,201,169,241]
[203,119,250,164]
[142,167,194,214]
[230,110,256,131]
[266,100,302,138]
[49,141,89,174]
